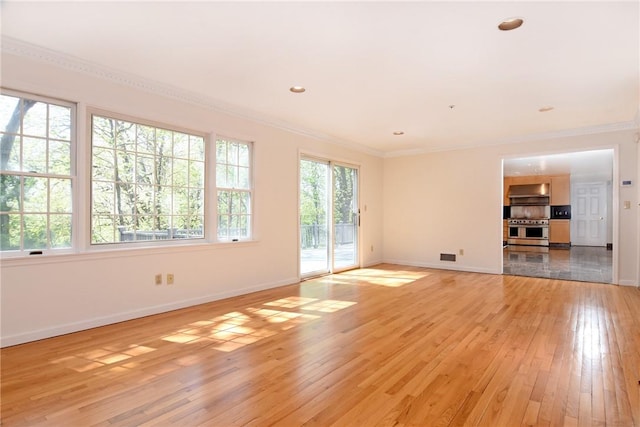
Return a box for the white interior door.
[572,182,607,246]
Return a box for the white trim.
[77,102,90,252]
[385,121,638,159]
[362,259,384,268]
[0,89,76,256]
[4,36,635,160]
[0,276,298,348]
[611,145,620,285]
[619,280,639,287]
[0,239,260,267]
[205,131,216,243]
[1,36,383,158]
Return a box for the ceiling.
[1,1,639,156]
[503,149,614,180]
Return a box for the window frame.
[215,136,254,242]
[0,89,77,257]
[1,95,259,259]
[88,108,210,248]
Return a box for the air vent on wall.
[440,253,456,262]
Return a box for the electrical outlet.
[371,245,374,252]
[155,274,162,285]
[459,249,464,256]
[167,273,174,285]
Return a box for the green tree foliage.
[215,139,251,239]
[1,98,35,250]
[91,116,205,243]
[334,165,355,224]
[300,159,327,226]
[300,161,356,249]
[1,95,72,252]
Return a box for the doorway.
[299,157,359,278]
[502,149,614,284]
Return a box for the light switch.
[623,200,631,209]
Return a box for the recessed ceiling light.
[289,86,306,93]
[538,106,554,112]
[393,131,404,136]
[498,18,524,31]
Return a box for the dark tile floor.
[503,245,613,284]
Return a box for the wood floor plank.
[1,265,639,426]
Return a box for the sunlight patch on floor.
[333,268,430,287]
[264,296,319,308]
[301,299,357,313]
[50,344,157,373]
[49,295,358,373]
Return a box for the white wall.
[0,53,384,346]
[383,131,639,285]
[1,51,637,348]
[637,131,640,284]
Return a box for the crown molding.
[490,120,639,145]
[384,120,639,158]
[1,36,384,158]
[3,36,635,160]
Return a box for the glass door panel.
[299,158,330,276]
[333,164,358,271]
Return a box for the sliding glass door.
[333,164,358,270]
[299,157,359,277]
[300,158,330,276]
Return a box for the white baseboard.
[362,259,384,268]
[618,279,639,287]
[0,277,298,348]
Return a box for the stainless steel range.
[507,218,549,247]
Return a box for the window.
[2,96,253,253]
[216,138,252,240]
[91,114,205,244]
[0,92,74,254]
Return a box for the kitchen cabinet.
[504,175,552,204]
[503,219,508,243]
[504,173,570,206]
[503,177,512,206]
[505,173,572,245]
[549,220,570,244]
[551,175,570,205]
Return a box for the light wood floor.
[2,265,639,426]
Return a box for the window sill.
[0,239,260,267]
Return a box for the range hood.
[508,183,550,198]
[509,183,550,206]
